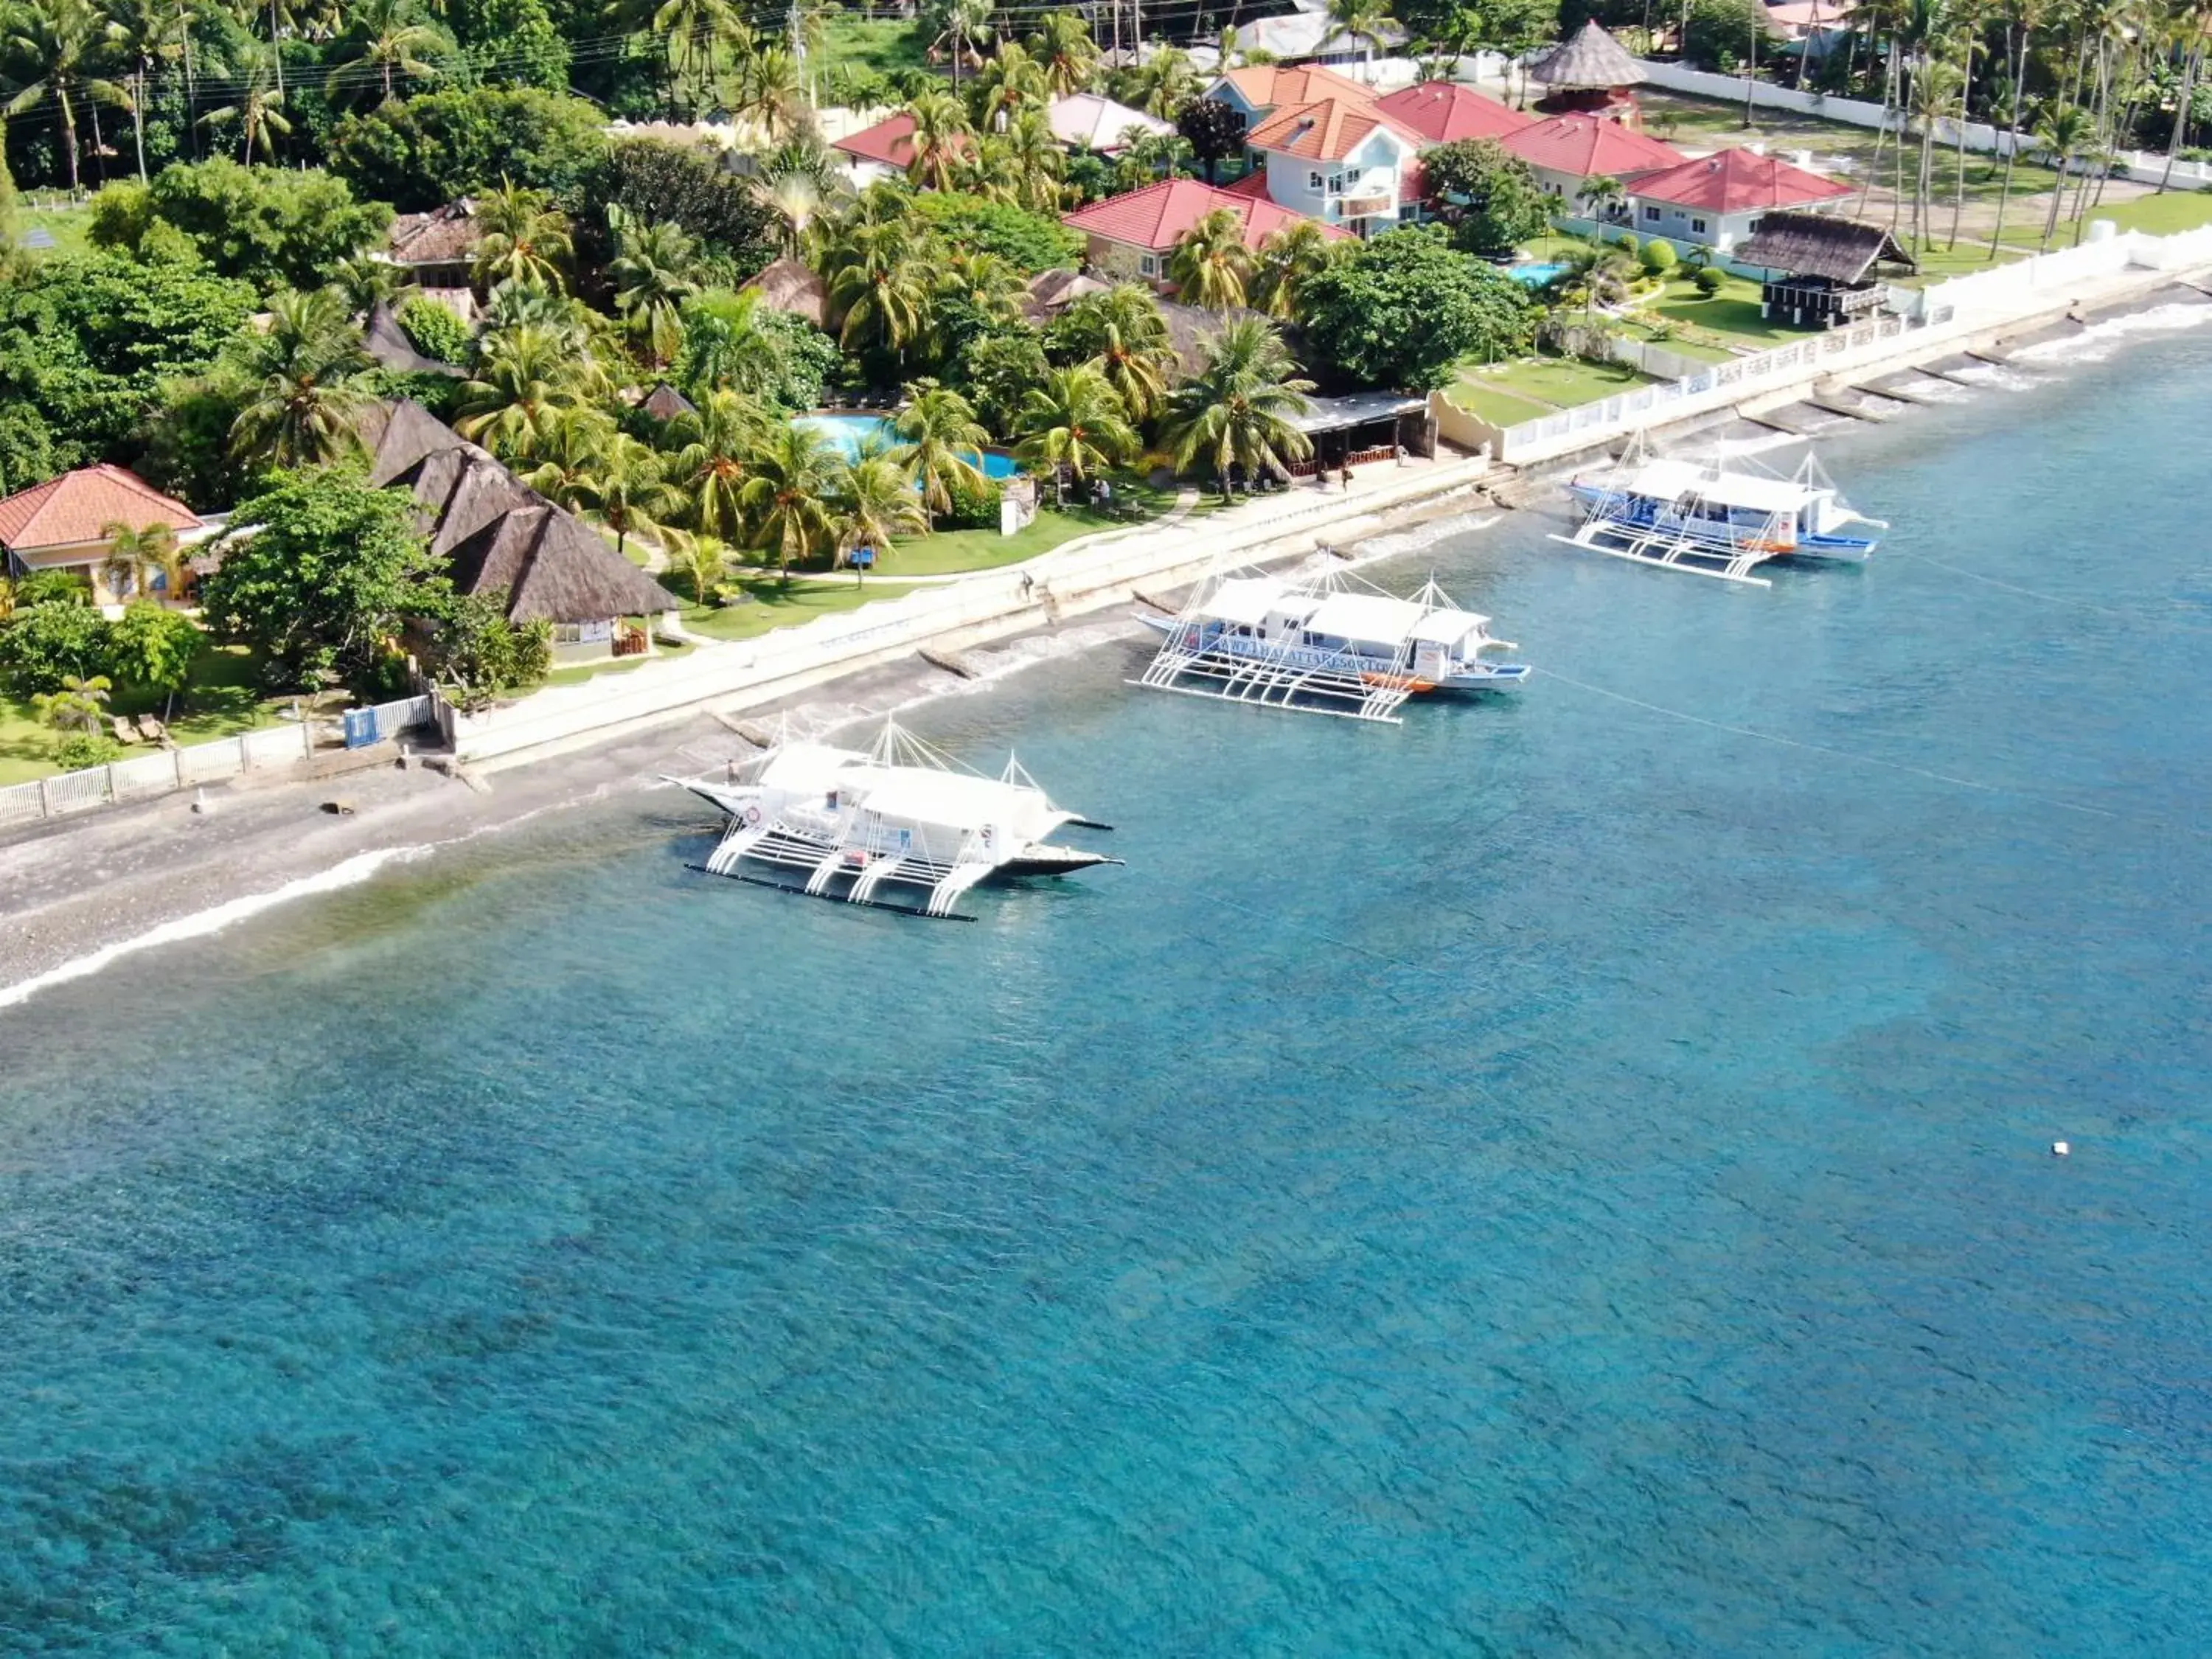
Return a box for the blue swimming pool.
[796,413,1022,480]
[1508,261,1569,288]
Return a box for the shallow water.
[5,325,2211,1655]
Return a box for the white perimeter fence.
[0,695,435,830]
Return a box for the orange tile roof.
[0,464,201,552]
[1374,82,1533,145]
[1623,147,1853,212]
[1500,112,1686,179]
[1062,178,1354,254]
[1246,95,1414,163]
[1214,63,1376,114]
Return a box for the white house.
[1621,147,1854,251]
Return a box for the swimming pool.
[796,413,1022,480]
[1508,262,1569,288]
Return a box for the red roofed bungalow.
[831,112,970,185]
[1500,113,1686,206]
[1062,178,1351,290]
[1374,82,1532,145]
[1622,147,1853,249]
[0,465,204,608]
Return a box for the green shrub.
[397,296,470,364]
[52,733,120,771]
[1692,265,1728,296]
[1641,239,1678,276]
[939,470,1004,529]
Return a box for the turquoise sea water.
[6,327,2212,1655]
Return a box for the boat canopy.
[1197,576,1304,628]
[1408,606,1495,647]
[1624,458,1823,515]
[1304,591,1427,646]
[846,767,1067,839]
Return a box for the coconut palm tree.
[1322,0,1394,69]
[1161,317,1314,499]
[472,180,573,293]
[676,288,782,397]
[740,422,844,577]
[453,324,594,458]
[32,673,111,737]
[732,41,808,143]
[610,215,702,366]
[937,248,1028,330]
[574,434,684,563]
[892,380,990,526]
[662,528,731,602]
[905,88,972,190]
[1055,282,1176,422]
[928,0,995,88]
[1989,0,2047,255]
[1029,10,1100,95]
[2158,0,2212,190]
[1014,365,1137,500]
[198,39,290,164]
[1129,44,1201,116]
[1002,107,1068,212]
[824,218,935,356]
[515,405,623,506]
[2033,98,2096,244]
[979,39,1051,128]
[330,252,415,319]
[325,0,442,104]
[670,388,770,541]
[100,519,183,605]
[837,452,931,571]
[1169,208,1256,310]
[4,0,128,192]
[229,288,375,466]
[99,0,186,182]
[1249,220,1343,319]
[653,0,745,114]
[1907,51,1964,247]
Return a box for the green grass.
[0,641,288,785]
[820,16,931,79]
[18,203,93,257]
[679,578,903,641]
[879,502,1133,576]
[1649,274,1801,346]
[2007,186,2212,249]
[1450,351,1658,423]
[1610,316,1735,361]
[1446,382,1552,425]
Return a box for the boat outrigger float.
[672,720,1119,919]
[1555,435,1885,588]
[1131,564,1528,723]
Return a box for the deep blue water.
[6,327,2212,1656]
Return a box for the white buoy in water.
[2052,1141,2070,1157]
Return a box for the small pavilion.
[1734,212,1916,327]
[1528,21,1646,125]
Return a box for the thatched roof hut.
[1531,21,1644,89]
[358,400,676,623]
[1157,300,1279,377]
[1021,268,1111,324]
[641,381,698,421]
[1735,212,1916,283]
[742,257,830,330]
[364,302,464,378]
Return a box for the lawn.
[1611,316,1734,362]
[877,501,1134,576]
[0,641,288,785]
[2011,185,2212,248]
[1649,273,1801,346]
[1450,351,1658,425]
[1891,238,2030,285]
[679,577,904,642]
[18,202,93,257]
[820,16,931,79]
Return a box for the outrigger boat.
[1132,566,1528,723]
[1556,437,1885,588]
[672,720,1119,919]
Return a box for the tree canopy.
[1298,226,1533,391]
[87,161,392,293]
[327,87,610,213]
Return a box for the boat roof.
[1304,591,1430,645]
[846,767,1057,831]
[1624,458,1823,513]
[1408,606,1493,646]
[1197,575,1306,627]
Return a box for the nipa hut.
[1733,212,1916,327]
[1528,21,1645,123]
[741,257,830,330]
[358,400,678,658]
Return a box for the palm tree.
[1003,107,1067,212]
[1322,0,1393,71]
[733,41,808,144]
[473,180,573,293]
[100,0,186,183]
[100,519,183,604]
[1129,44,1200,116]
[2034,99,2096,245]
[574,434,683,563]
[891,380,990,526]
[837,452,930,572]
[229,288,375,467]
[979,39,1051,129]
[1056,283,1176,422]
[740,422,844,577]
[610,215,701,366]
[32,673,111,737]
[754,167,827,259]
[1249,220,1343,319]
[824,218,934,357]
[4,0,127,193]
[1576,173,1627,221]
[198,40,291,164]
[1989,0,2046,256]
[938,248,1027,330]
[1014,365,1138,500]
[677,288,783,397]
[1029,10,1100,95]
[2159,0,2212,191]
[662,528,730,602]
[652,0,745,115]
[670,388,769,542]
[905,88,972,190]
[1907,52,1964,247]
[1161,317,1314,499]
[453,324,593,458]
[927,0,994,88]
[326,0,442,104]
[1169,209,1256,310]
[330,252,414,318]
[515,405,622,505]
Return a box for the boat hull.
[1566,483,1881,561]
[1135,613,1527,692]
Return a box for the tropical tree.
[754,167,828,258]
[453,323,594,457]
[330,252,414,319]
[472,180,574,292]
[937,247,1027,329]
[1322,0,1394,67]
[824,218,935,357]
[98,0,186,183]
[1002,108,1068,212]
[4,0,128,193]
[1014,364,1138,498]
[648,0,747,114]
[978,40,1052,128]
[326,0,443,105]
[669,388,770,540]
[837,452,931,569]
[1249,220,1343,319]
[1161,318,1314,499]
[610,214,702,365]
[198,41,291,164]
[108,602,201,717]
[573,434,683,561]
[739,421,844,577]
[905,88,973,190]
[676,288,785,397]
[32,672,111,736]
[1029,10,1101,95]
[229,287,377,467]
[928,0,995,88]
[663,528,730,602]
[99,519,184,605]
[2033,99,2095,246]
[1169,207,1256,310]
[1054,282,1176,421]
[515,405,623,505]
[732,42,808,144]
[891,380,990,526]
[1128,45,1201,116]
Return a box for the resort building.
[383,201,480,319]
[360,401,678,661]
[1371,81,1531,145]
[741,257,831,330]
[1239,92,1424,233]
[1500,113,1686,209]
[1204,63,1379,131]
[1734,211,1916,327]
[1046,93,1174,154]
[1621,147,1853,250]
[1222,6,1405,69]
[831,112,961,188]
[1527,20,1646,123]
[0,464,204,608]
[1062,178,1350,288]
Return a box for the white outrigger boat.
[672,720,1118,918]
[1133,566,1528,723]
[1557,437,1885,588]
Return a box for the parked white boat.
[1132,567,1528,723]
[673,721,1117,918]
[1556,437,1885,588]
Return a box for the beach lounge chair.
[135,714,169,745]
[111,715,139,745]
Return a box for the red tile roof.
[1246,95,1415,163]
[1500,113,1685,179]
[1062,178,1354,254]
[831,112,969,170]
[0,465,201,552]
[1374,82,1532,145]
[1220,169,1274,199]
[1213,63,1375,114]
[1623,147,1853,213]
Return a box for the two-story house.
[1061,178,1352,288]
[1237,94,1424,234]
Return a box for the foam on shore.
[2009,299,2212,364]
